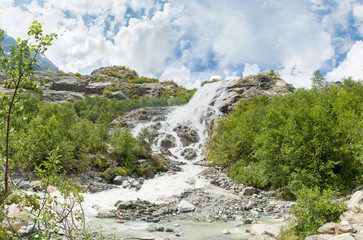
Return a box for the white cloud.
[353,4,363,36]
[243,63,260,77]
[326,41,363,82]
[353,3,363,21]
[160,65,191,86]
[0,0,361,89]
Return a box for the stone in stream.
[160,135,176,148]
[173,124,200,147]
[112,176,124,185]
[178,200,196,213]
[222,229,231,235]
[182,148,197,160]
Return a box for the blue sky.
[1,0,362,88]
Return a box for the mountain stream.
[82,80,287,239]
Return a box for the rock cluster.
[219,74,295,114]
[304,190,363,240]
[0,66,188,103]
[94,165,293,231]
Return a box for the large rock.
[340,211,363,225]
[178,200,196,213]
[160,135,177,149]
[249,234,276,240]
[183,148,197,160]
[305,235,334,240]
[250,224,281,238]
[219,74,294,114]
[1,204,29,231]
[330,233,357,240]
[50,76,89,92]
[111,107,170,127]
[173,124,200,147]
[348,191,363,212]
[241,187,259,196]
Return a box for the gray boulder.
[178,200,196,213]
[160,135,177,149]
[348,191,363,212]
[220,74,294,114]
[173,124,200,147]
[111,107,169,127]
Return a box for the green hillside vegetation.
[3,90,195,176]
[207,78,362,197]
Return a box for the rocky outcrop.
[304,190,363,240]
[0,66,189,103]
[111,107,170,127]
[219,74,294,114]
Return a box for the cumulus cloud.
[0,0,361,88]
[353,3,363,36]
[243,63,260,77]
[326,41,363,81]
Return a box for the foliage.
[114,65,139,77]
[207,79,363,195]
[130,76,159,84]
[0,21,58,204]
[284,186,346,239]
[104,127,156,179]
[74,90,196,124]
[102,167,128,181]
[261,69,280,77]
[102,69,127,79]
[0,148,99,239]
[311,70,327,91]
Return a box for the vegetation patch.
[207,78,362,196]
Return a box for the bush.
[102,167,128,181]
[285,186,346,239]
[207,79,363,194]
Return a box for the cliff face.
[0,66,188,102]
[219,74,295,114]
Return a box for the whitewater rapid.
[82,80,232,214]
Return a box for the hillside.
[0,32,59,71]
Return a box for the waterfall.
[81,80,235,235]
[83,80,230,202]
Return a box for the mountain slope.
[1,32,59,71]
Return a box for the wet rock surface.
[92,164,293,227]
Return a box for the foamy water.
[82,80,235,237]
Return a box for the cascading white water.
[81,80,239,238]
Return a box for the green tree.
[311,70,327,90]
[0,21,58,204]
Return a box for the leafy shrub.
[262,69,280,77]
[207,79,363,194]
[102,69,127,79]
[114,65,139,77]
[102,167,128,181]
[130,76,159,84]
[16,103,95,172]
[73,72,84,78]
[285,186,346,239]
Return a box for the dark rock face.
[173,124,200,147]
[0,66,188,103]
[219,74,295,114]
[111,107,170,127]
